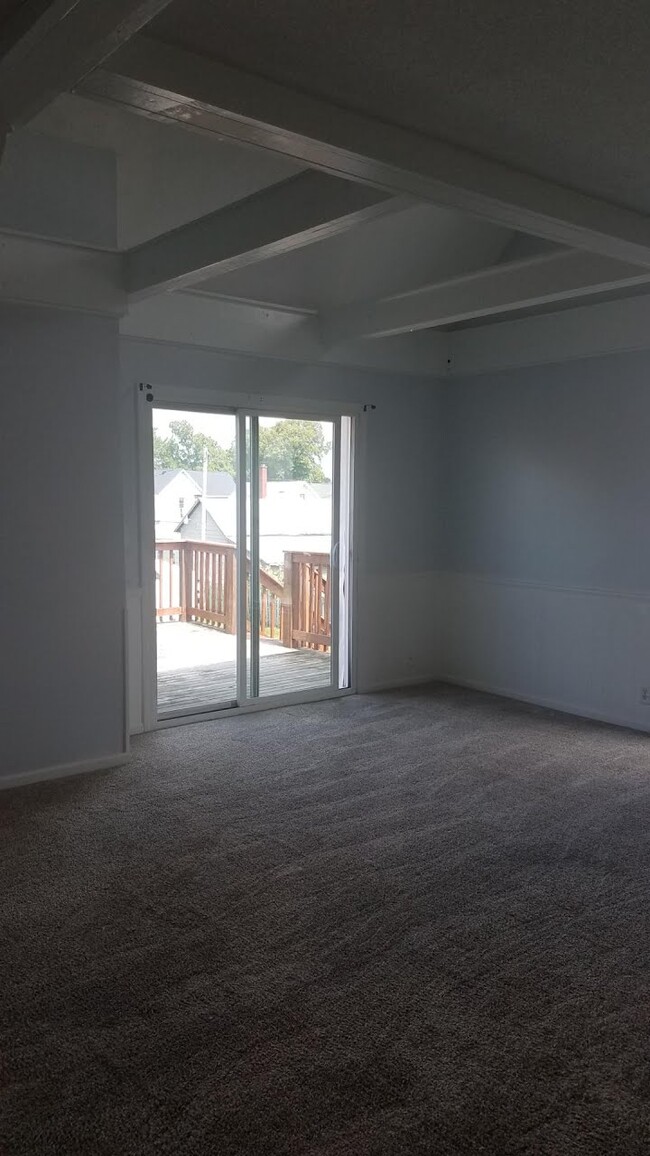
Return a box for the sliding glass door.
[147,398,354,722]
[242,413,350,701]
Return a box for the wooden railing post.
[180,542,192,622]
[281,551,293,648]
[224,549,236,634]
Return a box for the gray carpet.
[3,684,650,1155]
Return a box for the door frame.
[136,383,362,731]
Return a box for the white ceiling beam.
[79,35,650,267]
[320,249,650,343]
[122,291,448,376]
[0,0,175,129]
[0,232,124,315]
[447,293,650,377]
[126,171,406,300]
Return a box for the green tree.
[257,420,329,482]
[153,420,235,474]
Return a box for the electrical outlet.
[641,687,650,705]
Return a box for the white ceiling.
[31,93,301,249]
[30,92,523,311]
[150,0,650,215]
[196,203,513,312]
[11,0,650,348]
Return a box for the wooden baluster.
[225,550,235,634]
[299,561,306,648]
[155,548,161,619]
[281,552,293,648]
[206,549,211,618]
[179,543,188,622]
[312,566,316,651]
[168,548,173,620]
[312,561,316,647]
[306,563,312,647]
[313,565,318,650]
[324,564,331,649]
[312,565,317,649]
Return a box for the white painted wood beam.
[122,290,448,375]
[0,0,175,129]
[320,250,650,343]
[447,293,650,377]
[0,232,124,314]
[126,171,405,300]
[79,35,650,266]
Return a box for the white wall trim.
[0,231,124,316]
[1,752,130,792]
[440,568,650,604]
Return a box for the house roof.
[175,496,234,539]
[310,482,332,500]
[154,468,235,498]
[154,468,181,495]
[184,470,235,497]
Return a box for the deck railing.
[155,541,330,650]
[280,552,330,651]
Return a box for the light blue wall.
[441,350,650,592]
[439,349,650,730]
[0,305,126,779]
[0,131,116,248]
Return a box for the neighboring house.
[154,468,235,539]
[182,470,235,498]
[176,496,235,545]
[176,482,332,570]
[310,482,332,500]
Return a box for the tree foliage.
[153,419,329,483]
[258,420,329,482]
[153,420,235,474]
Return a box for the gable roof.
[184,469,235,497]
[154,468,182,495]
[154,468,235,498]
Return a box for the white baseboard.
[1,751,129,791]
[439,674,650,735]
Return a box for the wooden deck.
[158,649,332,714]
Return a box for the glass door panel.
[244,415,338,699]
[152,408,239,717]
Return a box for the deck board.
[158,649,332,714]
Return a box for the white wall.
[0,129,116,248]
[439,349,650,730]
[121,337,444,728]
[0,305,127,784]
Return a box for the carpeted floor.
[3,684,650,1155]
